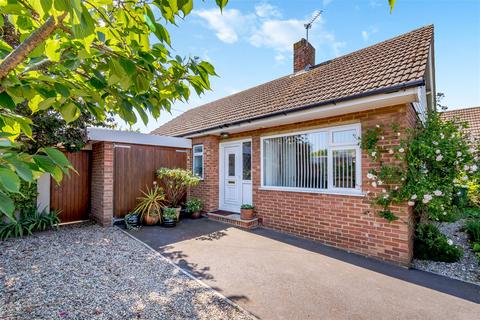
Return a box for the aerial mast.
[304,10,323,42]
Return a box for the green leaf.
[59,102,80,123]
[54,82,70,97]
[45,38,61,62]
[389,0,397,13]
[0,92,15,109]
[0,167,21,193]
[42,147,71,169]
[216,0,228,11]
[0,192,15,216]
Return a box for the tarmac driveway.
[128,218,480,320]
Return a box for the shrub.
[0,209,59,240]
[9,181,38,214]
[360,111,478,222]
[240,204,254,210]
[464,207,480,220]
[414,223,463,262]
[464,220,480,243]
[186,197,203,213]
[156,168,200,207]
[467,179,480,207]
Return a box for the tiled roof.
[441,106,480,141]
[152,25,434,137]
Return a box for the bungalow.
[152,25,436,265]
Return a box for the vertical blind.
[262,127,359,191]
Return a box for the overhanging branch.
[0,13,67,80]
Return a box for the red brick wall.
[187,135,220,212]
[90,142,114,226]
[190,104,418,265]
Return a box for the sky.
[119,0,480,133]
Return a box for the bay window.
[261,124,361,193]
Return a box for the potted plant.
[133,186,166,225]
[186,197,203,219]
[240,204,255,220]
[157,168,200,221]
[162,207,177,227]
[124,212,140,230]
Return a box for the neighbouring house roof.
[152,25,434,137]
[440,106,480,141]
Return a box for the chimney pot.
[293,38,315,73]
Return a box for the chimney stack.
[293,38,315,73]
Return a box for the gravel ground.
[412,219,480,285]
[0,223,253,320]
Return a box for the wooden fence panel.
[114,144,187,218]
[50,151,91,223]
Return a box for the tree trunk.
[0,13,66,80]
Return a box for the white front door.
[220,140,252,213]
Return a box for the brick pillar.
[91,142,114,226]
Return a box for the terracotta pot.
[143,214,160,225]
[191,211,201,219]
[240,208,255,220]
[175,207,181,221]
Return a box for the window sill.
[258,186,365,197]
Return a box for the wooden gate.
[50,151,91,223]
[114,144,187,218]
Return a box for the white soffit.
[87,128,192,149]
[185,87,421,138]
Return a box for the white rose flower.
[376,125,380,128]
[447,239,453,246]
[372,182,377,188]
[435,149,441,154]
[443,212,447,215]
[367,173,374,179]
[397,132,401,136]
[436,155,443,161]
[408,201,415,206]
[433,190,443,196]
[432,141,438,146]
[377,180,383,186]
[394,186,399,190]
[381,136,385,140]
[464,165,469,171]
[440,133,445,139]
[399,148,405,153]
[470,164,478,172]
[382,189,387,193]
[422,194,433,203]
[383,194,389,199]
[371,151,377,157]
[411,194,417,200]
[457,151,462,157]
[462,175,469,181]
[389,149,394,154]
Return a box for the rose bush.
[361,111,478,222]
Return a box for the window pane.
[228,154,235,176]
[263,132,328,189]
[242,142,251,180]
[193,155,203,177]
[332,129,357,144]
[333,149,356,188]
[193,145,203,153]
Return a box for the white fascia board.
[184,87,421,138]
[87,128,192,148]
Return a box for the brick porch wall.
[189,104,418,265]
[187,135,220,211]
[90,142,114,226]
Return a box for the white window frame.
[192,144,204,180]
[260,123,363,196]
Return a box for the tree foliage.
[0,0,227,216]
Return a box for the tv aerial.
[304,10,323,42]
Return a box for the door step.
[207,211,259,229]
